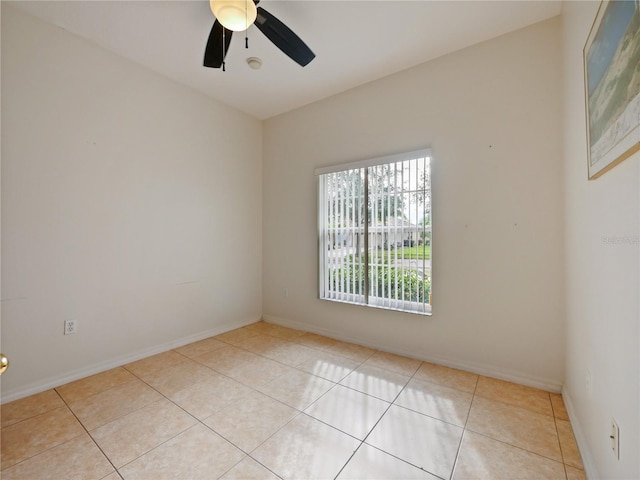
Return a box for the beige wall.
[562,2,640,479]
[4,8,638,477]
[263,17,565,391]
[1,6,263,401]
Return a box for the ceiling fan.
[203,0,315,70]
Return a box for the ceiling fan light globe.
[210,0,257,32]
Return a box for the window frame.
[316,149,432,316]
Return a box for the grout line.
[84,360,222,476]
[332,439,367,480]
[128,329,333,478]
[211,333,470,480]
[461,428,568,465]
[0,401,68,430]
[244,410,306,474]
[351,363,451,480]
[449,429,468,480]
[0,403,86,473]
[54,390,121,477]
[448,376,477,480]
[550,393,571,480]
[5,323,572,480]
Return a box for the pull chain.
[245,0,249,49]
[222,27,226,71]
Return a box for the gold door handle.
[0,354,9,375]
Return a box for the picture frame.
[583,0,640,180]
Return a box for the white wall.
[263,17,565,390]
[1,6,263,401]
[562,2,640,479]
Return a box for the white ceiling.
[10,0,562,120]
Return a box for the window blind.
[318,150,432,315]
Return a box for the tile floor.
[0,321,586,480]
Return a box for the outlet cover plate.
[64,320,77,335]
[610,418,619,460]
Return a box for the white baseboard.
[562,386,598,480]
[1,317,260,404]
[262,314,563,393]
[5,312,564,404]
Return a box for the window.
[316,150,432,315]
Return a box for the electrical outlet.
[586,369,592,397]
[610,418,620,460]
[283,288,289,297]
[64,320,77,335]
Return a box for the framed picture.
[584,0,640,180]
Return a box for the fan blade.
[255,7,315,67]
[203,20,233,68]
